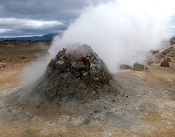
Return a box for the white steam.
[21,0,175,86]
[21,59,48,87]
[49,0,175,72]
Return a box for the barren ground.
[0,41,175,137]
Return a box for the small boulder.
[120,64,132,70]
[161,51,165,55]
[75,61,85,70]
[166,57,171,62]
[56,48,66,58]
[160,54,164,58]
[171,52,175,57]
[55,60,66,72]
[160,59,169,67]
[151,50,159,54]
[72,69,80,77]
[133,63,148,71]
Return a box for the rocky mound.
[146,44,175,68]
[18,44,116,105]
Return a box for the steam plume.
[49,0,175,72]
[22,0,175,85]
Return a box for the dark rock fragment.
[160,59,169,67]
[133,63,148,71]
[120,64,132,70]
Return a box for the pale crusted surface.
[1,44,175,136]
[1,65,175,137]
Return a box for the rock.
[161,51,166,55]
[55,60,66,72]
[170,53,174,57]
[72,69,80,77]
[160,54,164,58]
[120,64,132,69]
[74,61,85,70]
[160,59,169,67]
[160,47,174,55]
[133,63,148,71]
[151,50,159,54]
[166,57,171,62]
[56,48,66,58]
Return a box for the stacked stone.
[33,44,114,101]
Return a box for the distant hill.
[0,33,58,41]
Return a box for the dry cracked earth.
[0,41,175,137]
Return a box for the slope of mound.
[42,44,113,101]
[6,44,122,118]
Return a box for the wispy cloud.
[0,18,62,28]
